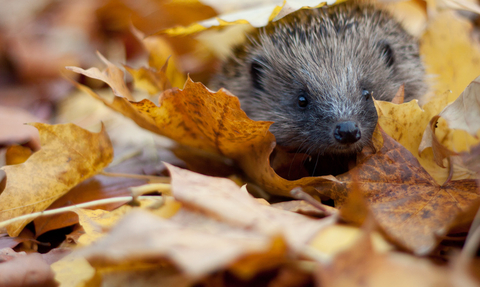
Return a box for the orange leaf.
[318,130,479,254]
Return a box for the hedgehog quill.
[210,2,427,175]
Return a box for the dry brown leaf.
[167,164,336,252]
[0,251,58,287]
[0,123,113,236]
[65,165,336,282]
[439,75,480,137]
[78,209,286,277]
[315,230,451,287]
[317,130,479,254]
[66,52,134,101]
[0,106,41,150]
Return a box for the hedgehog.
[210,2,427,175]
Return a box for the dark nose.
[334,121,361,144]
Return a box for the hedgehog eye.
[362,89,371,100]
[298,94,308,108]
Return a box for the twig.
[290,187,336,215]
[130,183,171,197]
[0,196,160,230]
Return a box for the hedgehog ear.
[250,59,265,91]
[377,40,394,67]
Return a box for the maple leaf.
[317,129,479,254]
[0,123,113,236]
[68,59,335,196]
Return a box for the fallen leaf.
[0,106,41,150]
[439,75,480,137]
[420,10,480,102]
[374,92,477,184]
[33,175,146,237]
[0,123,113,236]
[391,84,405,104]
[78,209,286,277]
[0,252,58,287]
[69,60,333,196]
[5,145,32,165]
[131,28,185,90]
[74,196,181,246]
[315,230,451,287]
[418,115,459,168]
[317,130,479,254]
[167,164,336,252]
[309,225,393,257]
[381,0,427,37]
[0,234,33,250]
[66,52,134,101]
[161,0,333,35]
[51,253,95,287]
[461,142,480,178]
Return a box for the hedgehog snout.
[333,121,361,144]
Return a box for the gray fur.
[210,2,426,158]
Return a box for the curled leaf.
[439,75,480,137]
[419,115,459,168]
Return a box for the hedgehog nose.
[334,121,361,144]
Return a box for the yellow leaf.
[51,254,96,287]
[309,225,393,256]
[420,10,480,102]
[375,97,453,184]
[0,123,113,236]
[75,197,181,246]
[5,145,32,165]
[131,28,186,89]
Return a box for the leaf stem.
[100,171,170,183]
[130,183,171,197]
[290,187,337,216]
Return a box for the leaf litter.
[1,0,480,286]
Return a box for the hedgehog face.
[209,3,426,174]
